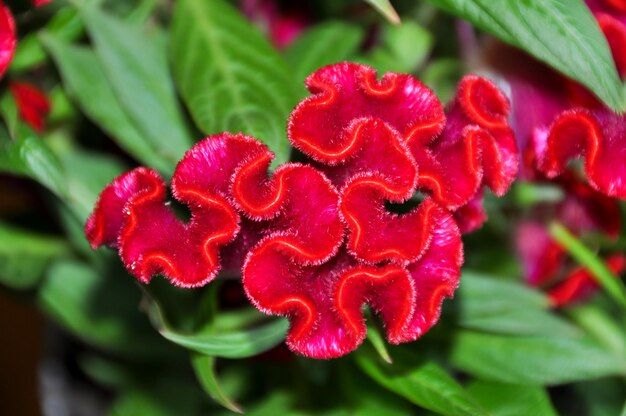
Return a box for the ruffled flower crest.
[86,63,518,358]
[246,63,467,357]
[289,63,517,233]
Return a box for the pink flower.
[9,82,51,132]
[86,63,518,358]
[0,1,15,79]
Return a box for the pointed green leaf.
[0,222,69,289]
[427,0,625,111]
[450,330,626,385]
[355,345,488,416]
[42,34,173,174]
[467,381,557,416]
[78,4,192,162]
[191,354,243,413]
[0,122,67,199]
[149,299,288,358]
[171,0,298,165]
[458,271,581,337]
[286,21,364,89]
[364,0,401,24]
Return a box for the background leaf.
[0,123,68,199]
[78,3,192,163]
[285,21,364,93]
[149,298,288,358]
[43,35,174,174]
[191,354,243,414]
[426,0,625,111]
[355,345,488,416]
[450,330,626,385]
[358,21,433,74]
[38,260,168,357]
[170,0,298,165]
[466,381,557,416]
[0,223,69,289]
[364,0,401,24]
[457,271,581,336]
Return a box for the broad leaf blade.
[286,21,364,89]
[38,260,168,357]
[355,345,488,416]
[467,381,558,416]
[427,0,625,111]
[42,34,173,174]
[78,4,192,162]
[458,271,580,337]
[0,122,67,199]
[0,222,69,289]
[450,330,626,385]
[171,0,298,165]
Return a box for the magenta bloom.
[0,1,15,79]
[289,63,517,233]
[86,63,519,358]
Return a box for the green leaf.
[12,7,84,72]
[0,222,69,289]
[285,21,364,89]
[549,222,626,309]
[355,345,488,416]
[191,354,243,413]
[466,381,557,416]
[78,3,192,163]
[149,298,288,358]
[42,34,173,174]
[450,330,626,385]
[426,0,625,111]
[170,0,298,165]
[364,0,401,24]
[457,271,581,337]
[57,148,126,221]
[360,22,433,74]
[0,123,68,199]
[38,260,167,357]
[567,304,626,359]
[366,321,393,364]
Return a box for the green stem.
[549,222,626,309]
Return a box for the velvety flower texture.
[0,1,15,79]
[87,63,517,358]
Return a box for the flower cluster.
[86,63,517,358]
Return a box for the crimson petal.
[86,133,272,287]
[0,1,15,79]
[535,109,626,199]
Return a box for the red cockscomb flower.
[245,64,465,357]
[288,63,517,232]
[9,81,51,132]
[0,1,15,79]
[86,133,343,289]
[86,63,517,358]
